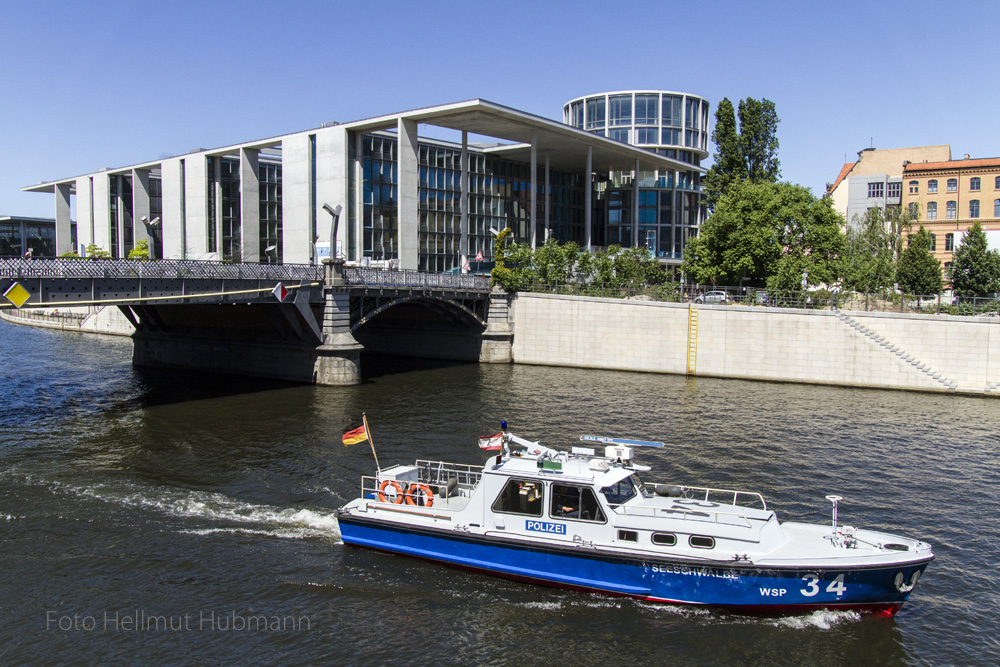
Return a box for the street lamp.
[140,216,160,260]
[322,203,342,260]
[264,244,277,264]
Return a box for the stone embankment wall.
[510,293,1000,395]
[0,306,134,336]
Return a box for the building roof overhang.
[344,98,699,174]
[23,99,700,195]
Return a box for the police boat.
[335,427,932,616]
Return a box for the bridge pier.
[480,288,514,364]
[314,258,364,385]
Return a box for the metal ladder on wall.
[686,305,698,376]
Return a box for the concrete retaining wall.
[510,293,1000,395]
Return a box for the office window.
[636,127,658,144]
[635,94,658,125]
[662,95,682,127]
[868,182,884,198]
[928,179,938,193]
[685,98,701,129]
[947,178,958,192]
[930,234,937,251]
[569,101,583,129]
[608,128,629,143]
[887,182,901,198]
[927,202,937,220]
[661,128,680,145]
[586,97,606,130]
[970,199,980,218]
[909,180,919,194]
[945,233,954,251]
[947,201,957,219]
[609,95,632,127]
[971,177,981,191]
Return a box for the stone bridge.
[0,258,510,384]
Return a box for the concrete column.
[282,133,312,264]
[461,130,469,259]
[544,157,550,242]
[319,126,350,261]
[632,158,640,248]
[54,183,72,256]
[75,176,93,254]
[92,173,111,254]
[480,288,514,363]
[313,257,364,385]
[160,157,184,259]
[240,147,260,262]
[353,132,365,262]
[184,157,209,258]
[584,146,593,249]
[397,117,419,270]
[132,168,151,253]
[530,130,538,249]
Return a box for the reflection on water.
[0,319,997,665]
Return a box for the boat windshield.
[601,476,638,505]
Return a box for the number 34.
[800,574,846,597]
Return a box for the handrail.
[644,483,767,510]
[615,503,758,529]
[0,258,322,281]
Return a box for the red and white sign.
[475,251,484,261]
[271,283,289,302]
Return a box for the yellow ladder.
[686,306,698,376]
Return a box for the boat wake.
[6,470,342,541]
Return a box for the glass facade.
[259,161,282,264]
[0,218,68,258]
[361,134,584,272]
[563,90,709,261]
[149,177,163,259]
[220,158,241,261]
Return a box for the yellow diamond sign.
[3,282,31,308]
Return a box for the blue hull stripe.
[338,517,930,609]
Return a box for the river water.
[0,319,997,665]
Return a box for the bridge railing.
[343,267,490,291]
[0,258,323,281]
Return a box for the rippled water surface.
[1,319,998,665]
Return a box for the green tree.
[738,98,781,183]
[702,97,780,210]
[128,239,150,260]
[896,226,942,295]
[950,221,1000,297]
[841,206,913,292]
[682,181,843,289]
[84,244,110,259]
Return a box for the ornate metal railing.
[343,267,490,291]
[0,259,323,281]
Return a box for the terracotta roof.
[827,162,856,194]
[904,157,1000,172]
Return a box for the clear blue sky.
[3,0,999,218]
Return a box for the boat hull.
[337,513,931,616]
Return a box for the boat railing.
[615,503,759,529]
[414,460,483,489]
[360,474,469,510]
[645,483,767,510]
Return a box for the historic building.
[901,156,1000,280]
[24,96,709,272]
[826,145,951,226]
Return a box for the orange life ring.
[378,479,405,504]
[405,483,434,508]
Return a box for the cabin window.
[689,535,715,549]
[618,530,638,542]
[491,479,544,517]
[550,484,606,523]
[601,478,637,505]
[652,533,677,546]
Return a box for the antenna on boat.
[826,495,842,534]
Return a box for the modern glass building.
[564,91,710,263]
[0,215,74,258]
[25,98,704,271]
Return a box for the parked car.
[694,290,730,304]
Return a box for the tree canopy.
[950,221,1000,297]
[682,181,843,289]
[840,206,913,292]
[895,226,942,295]
[702,97,780,210]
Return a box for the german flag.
[342,424,368,446]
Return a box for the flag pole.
[362,412,381,473]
